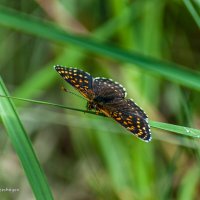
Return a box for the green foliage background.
[0,0,200,199]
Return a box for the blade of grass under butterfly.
[1,94,200,139]
[150,121,200,139]
[0,94,96,115]
[0,78,53,200]
[0,6,200,91]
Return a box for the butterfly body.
[54,65,152,142]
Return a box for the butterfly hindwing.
[126,99,148,119]
[100,98,151,142]
[110,109,151,142]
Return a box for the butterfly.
[54,65,152,142]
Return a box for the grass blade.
[183,0,200,28]
[0,78,53,200]
[177,165,200,200]
[0,6,200,90]
[150,121,200,139]
[1,94,200,139]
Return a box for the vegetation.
[0,1,199,199]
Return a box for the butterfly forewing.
[54,65,93,99]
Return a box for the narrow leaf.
[0,94,200,139]
[0,6,200,90]
[0,78,53,200]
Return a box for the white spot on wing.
[85,72,90,76]
[94,77,106,80]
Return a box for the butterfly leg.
[87,101,95,110]
[61,86,68,92]
[86,102,103,115]
[95,109,100,115]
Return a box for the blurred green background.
[0,0,200,199]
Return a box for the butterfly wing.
[55,67,151,142]
[125,99,148,119]
[54,65,93,100]
[101,98,151,142]
[93,77,127,99]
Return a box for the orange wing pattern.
[55,65,152,142]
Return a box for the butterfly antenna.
[61,86,86,100]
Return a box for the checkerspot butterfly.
[54,65,151,142]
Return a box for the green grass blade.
[1,94,200,139]
[0,78,54,200]
[150,121,200,139]
[0,94,96,115]
[177,165,200,200]
[0,6,200,90]
[183,0,200,28]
